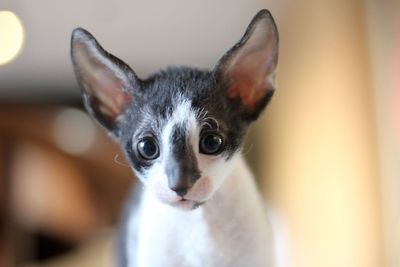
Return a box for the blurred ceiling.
[0,0,281,102]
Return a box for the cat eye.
[200,133,223,155]
[137,137,160,160]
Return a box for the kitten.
[71,9,278,267]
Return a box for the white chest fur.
[126,155,275,267]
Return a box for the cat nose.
[165,152,201,197]
[171,186,188,197]
[168,175,192,197]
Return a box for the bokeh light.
[0,11,25,65]
[53,108,97,155]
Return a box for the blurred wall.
[259,0,384,267]
[365,0,400,266]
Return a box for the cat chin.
[150,175,214,207]
[169,199,206,211]
[152,190,209,210]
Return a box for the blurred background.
[0,0,398,266]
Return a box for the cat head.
[70,9,278,210]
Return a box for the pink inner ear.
[97,89,131,120]
[227,50,273,110]
[85,69,132,120]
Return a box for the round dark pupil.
[140,139,157,157]
[203,134,222,152]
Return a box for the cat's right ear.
[71,28,138,136]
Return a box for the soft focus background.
[0,0,398,267]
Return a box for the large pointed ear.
[70,28,137,136]
[214,9,279,121]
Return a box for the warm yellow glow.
[258,1,383,267]
[0,11,25,65]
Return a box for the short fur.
[71,9,279,267]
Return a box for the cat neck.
[201,154,266,218]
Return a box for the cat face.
[70,9,278,210]
[118,69,249,210]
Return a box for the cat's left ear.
[214,9,278,121]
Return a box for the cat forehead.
[134,96,201,135]
[146,67,214,89]
[126,68,218,126]
[139,68,217,109]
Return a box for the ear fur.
[70,28,138,136]
[215,9,279,121]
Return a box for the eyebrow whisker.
[114,154,131,168]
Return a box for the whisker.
[241,143,254,156]
[114,154,130,168]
